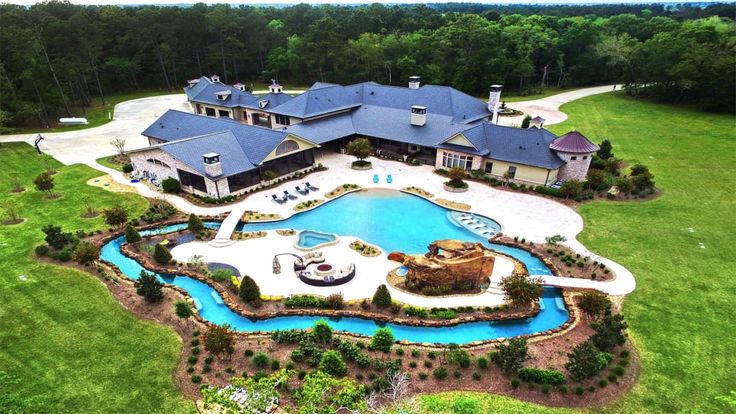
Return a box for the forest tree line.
[1,1,734,129]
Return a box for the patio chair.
[283,190,297,200]
[372,174,379,183]
[305,182,319,191]
[295,185,309,195]
[271,194,286,204]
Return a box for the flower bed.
[234,231,267,240]
[242,211,281,222]
[402,186,434,198]
[325,184,361,199]
[349,240,381,257]
[293,199,323,211]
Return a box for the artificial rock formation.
[400,240,495,292]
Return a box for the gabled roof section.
[187,79,261,108]
[242,91,294,110]
[158,131,258,178]
[550,131,600,153]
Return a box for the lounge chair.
[295,185,309,195]
[373,174,379,183]
[305,182,319,191]
[271,194,286,204]
[387,174,393,184]
[283,190,297,200]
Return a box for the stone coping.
[92,219,578,349]
[443,183,469,193]
[292,230,341,251]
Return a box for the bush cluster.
[518,368,565,385]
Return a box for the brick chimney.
[203,153,222,177]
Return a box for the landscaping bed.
[325,183,361,199]
[241,211,281,222]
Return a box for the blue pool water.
[297,230,337,249]
[98,191,568,343]
[241,190,551,275]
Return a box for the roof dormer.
[258,99,269,109]
[210,74,221,83]
[215,90,231,101]
[233,83,246,92]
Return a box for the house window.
[146,158,171,169]
[583,155,588,160]
[274,114,290,125]
[205,107,216,117]
[507,166,517,179]
[484,162,493,173]
[441,152,473,170]
[571,156,577,160]
[218,109,230,118]
[275,139,299,156]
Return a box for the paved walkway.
[499,85,622,127]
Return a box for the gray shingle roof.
[185,76,261,108]
[158,131,258,178]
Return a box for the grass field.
[421,93,736,413]
[0,143,194,413]
[4,89,172,135]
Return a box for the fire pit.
[315,263,335,277]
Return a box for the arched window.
[275,139,299,156]
[147,158,171,169]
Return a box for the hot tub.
[296,230,338,250]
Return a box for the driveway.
[0,94,190,165]
[499,84,621,127]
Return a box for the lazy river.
[100,190,568,344]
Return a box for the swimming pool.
[296,230,337,249]
[97,191,568,343]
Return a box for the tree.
[125,224,141,243]
[203,323,235,359]
[560,179,583,199]
[585,169,610,191]
[188,213,204,233]
[590,313,628,351]
[346,137,372,163]
[578,290,612,318]
[615,176,633,194]
[135,270,164,302]
[629,164,655,191]
[312,319,332,344]
[521,114,532,128]
[493,338,528,373]
[161,177,181,193]
[565,340,603,381]
[239,275,261,303]
[2,201,22,224]
[319,350,347,377]
[42,224,73,249]
[597,139,614,159]
[500,273,543,307]
[103,206,128,228]
[372,284,392,308]
[447,167,468,188]
[293,371,367,414]
[110,138,126,157]
[369,327,394,353]
[153,244,172,265]
[33,172,54,196]
[72,241,99,265]
[174,300,193,324]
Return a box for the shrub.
[202,364,211,373]
[102,206,128,228]
[203,355,212,364]
[511,379,520,388]
[559,384,569,394]
[312,319,333,344]
[203,324,235,358]
[161,177,181,193]
[191,375,202,383]
[186,366,194,373]
[125,224,141,243]
[210,268,233,282]
[578,291,612,317]
[369,327,394,353]
[608,373,618,382]
[446,345,471,368]
[542,384,551,394]
[575,386,584,395]
[134,270,164,302]
[411,349,421,358]
[613,365,626,376]
[244,349,254,357]
[427,351,437,360]
[493,338,528,373]
[34,172,55,195]
[188,213,204,233]
[319,350,347,376]
[191,347,200,355]
[500,273,543,307]
[424,360,433,368]
[239,276,261,303]
[446,167,468,188]
[472,372,482,381]
[560,180,584,199]
[518,368,565,385]
[585,169,610,191]
[620,349,630,358]
[122,163,134,173]
[566,341,603,381]
[395,348,405,356]
[153,243,172,264]
[598,379,608,388]
[591,313,628,351]
[140,201,176,223]
[34,244,49,256]
[187,355,197,364]
[251,353,270,368]
[597,140,614,159]
[325,293,344,310]
[433,367,448,380]
[372,284,392,308]
[42,224,74,249]
[477,357,489,369]
[597,351,614,368]
[521,114,532,128]
[404,306,429,318]
[419,372,428,380]
[270,360,281,371]
[409,361,417,368]
[453,370,461,379]
[72,241,99,265]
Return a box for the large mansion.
[129,75,598,199]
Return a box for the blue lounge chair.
[305,182,319,191]
[373,174,379,183]
[283,190,297,200]
[271,194,286,204]
[387,174,393,184]
[296,185,309,195]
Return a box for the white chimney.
[210,74,221,83]
[203,153,222,177]
[410,105,427,126]
[408,76,421,90]
[268,79,283,93]
[530,116,545,129]
[488,84,503,124]
[234,83,246,92]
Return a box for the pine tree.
[372,284,392,308]
[125,224,141,243]
[239,275,260,303]
[153,243,172,264]
[521,115,532,128]
[188,213,204,233]
[135,270,164,302]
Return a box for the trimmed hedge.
[518,368,565,385]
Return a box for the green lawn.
[4,89,172,135]
[0,143,194,413]
[421,94,736,413]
